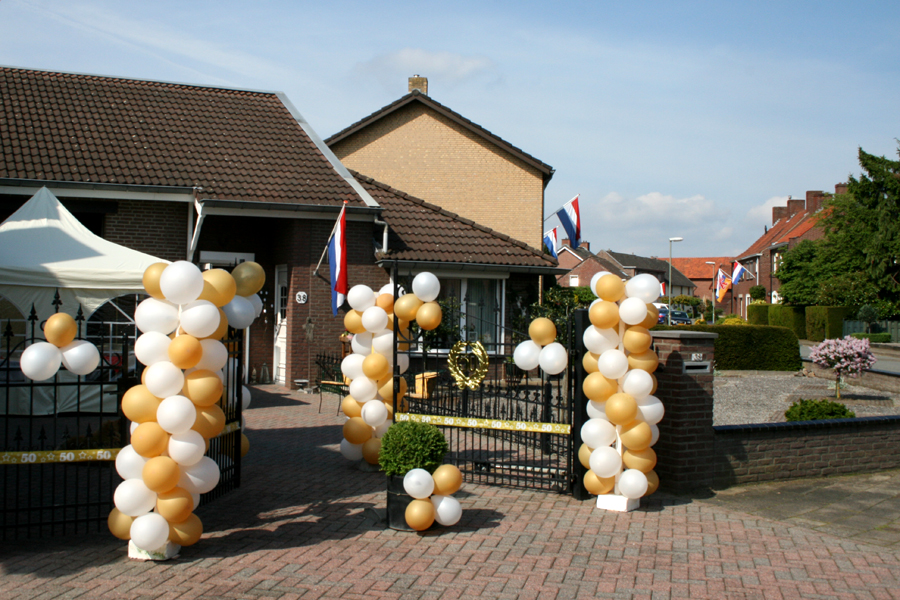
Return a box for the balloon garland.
[512,317,569,375]
[110,260,264,558]
[20,312,102,381]
[402,464,464,530]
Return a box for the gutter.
[376,258,566,276]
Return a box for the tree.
[776,240,821,305]
[749,285,767,301]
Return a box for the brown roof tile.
[668,257,734,279]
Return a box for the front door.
[273,265,288,385]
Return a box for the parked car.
[657,308,693,325]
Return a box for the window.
[569,274,579,287]
[418,276,505,351]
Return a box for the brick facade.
[104,199,190,262]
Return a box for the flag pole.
[312,202,347,277]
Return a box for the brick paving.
[2,384,899,599]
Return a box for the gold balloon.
[191,404,226,439]
[639,304,659,329]
[182,370,223,407]
[378,377,407,403]
[384,401,394,421]
[231,261,265,297]
[44,313,77,348]
[169,513,203,546]
[583,470,615,495]
[589,301,619,330]
[142,262,168,300]
[623,326,652,354]
[628,349,659,373]
[362,437,381,465]
[582,351,600,374]
[168,334,203,370]
[156,487,194,523]
[122,385,162,423]
[344,310,366,334]
[416,302,442,331]
[107,508,133,540]
[375,293,394,314]
[201,308,229,341]
[619,420,653,451]
[605,393,638,425]
[241,433,250,457]
[623,447,657,473]
[341,395,363,418]
[199,269,237,307]
[595,274,625,302]
[142,456,181,493]
[405,498,435,531]
[528,317,557,346]
[362,353,390,381]
[343,416,372,445]
[393,294,423,321]
[582,372,618,402]
[650,373,658,395]
[644,470,660,496]
[578,443,593,469]
[131,422,169,458]
[431,464,463,496]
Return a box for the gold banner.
[396,412,571,435]
[0,448,120,465]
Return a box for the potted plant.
[378,421,448,531]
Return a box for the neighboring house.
[326,77,555,250]
[595,250,695,298]
[668,257,735,305]
[555,239,627,288]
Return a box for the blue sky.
[2,0,898,259]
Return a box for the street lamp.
[705,261,716,324]
[668,237,683,325]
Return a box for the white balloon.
[649,423,660,447]
[180,456,220,494]
[396,354,410,375]
[583,327,619,354]
[622,369,653,399]
[412,272,441,302]
[59,340,100,375]
[223,296,255,329]
[114,478,157,516]
[597,349,629,380]
[195,339,228,372]
[378,283,394,296]
[341,353,366,380]
[625,273,662,304]
[361,306,388,333]
[242,385,252,411]
[130,513,170,551]
[350,333,373,356]
[349,376,377,403]
[618,469,649,499]
[115,445,148,480]
[135,298,178,334]
[180,300,220,338]
[589,446,623,478]
[134,332,171,367]
[373,420,392,438]
[247,293,263,317]
[432,495,462,526]
[360,400,388,427]
[513,340,541,371]
[144,361,185,399]
[130,421,140,435]
[340,438,364,461]
[20,342,61,381]
[168,430,207,466]
[159,261,204,306]
[636,396,665,425]
[586,400,608,420]
[580,418,617,448]
[539,342,568,375]
[403,468,435,499]
[590,272,611,297]
[157,395,197,434]
[372,330,394,355]
[619,297,649,326]
[347,285,376,311]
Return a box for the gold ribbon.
[396,412,571,435]
[0,448,120,464]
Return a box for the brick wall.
[330,103,545,249]
[104,200,189,261]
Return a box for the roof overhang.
[0,178,195,202]
[376,258,565,276]
[199,199,381,221]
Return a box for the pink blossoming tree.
[809,336,877,399]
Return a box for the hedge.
[850,332,892,343]
[768,305,807,340]
[747,304,769,325]
[654,324,801,371]
[805,306,853,342]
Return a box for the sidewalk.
[1,384,899,600]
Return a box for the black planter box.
[386,475,415,531]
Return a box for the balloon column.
[402,464,464,531]
[578,272,664,511]
[109,260,264,558]
[20,312,102,380]
[512,317,569,375]
[338,273,442,465]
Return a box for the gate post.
[570,309,590,500]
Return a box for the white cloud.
[745,196,789,229]
[354,48,498,93]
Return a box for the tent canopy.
[0,187,168,319]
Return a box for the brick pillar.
[651,330,718,492]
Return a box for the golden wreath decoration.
[448,341,489,390]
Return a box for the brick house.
[594,250,695,298]
[667,256,735,307]
[326,77,555,250]
[555,239,627,287]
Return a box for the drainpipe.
[374,218,389,254]
[187,189,205,262]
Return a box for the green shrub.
[718,317,747,325]
[378,421,448,477]
[747,303,769,325]
[749,285,767,301]
[850,332,892,343]
[805,306,853,342]
[785,398,855,421]
[653,324,801,371]
[768,305,807,340]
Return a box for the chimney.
[787,198,805,218]
[580,241,590,252]
[835,182,848,195]
[408,75,428,95]
[806,190,826,214]
[772,206,787,224]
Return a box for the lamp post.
[705,261,716,324]
[668,237,683,325]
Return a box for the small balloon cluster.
[338,273,443,465]
[579,273,665,501]
[20,312,101,380]
[512,317,568,375]
[402,465,464,531]
[108,260,264,555]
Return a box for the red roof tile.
[668,257,733,279]
[738,209,817,259]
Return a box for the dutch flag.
[327,203,348,315]
[543,227,559,258]
[556,195,581,249]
